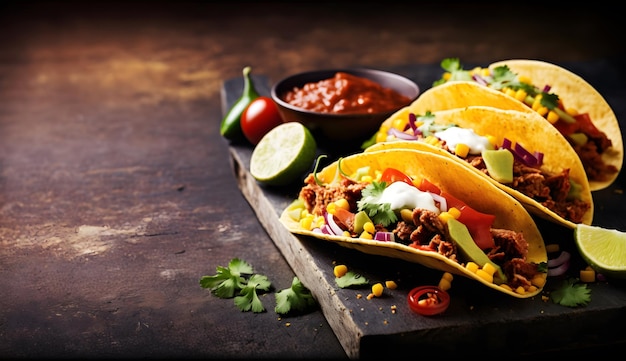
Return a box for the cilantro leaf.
[539,92,559,110]
[433,58,473,86]
[357,181,397,227]
[234,274,271,313]
[199,258,255,298]
[275,277,317,315]
[550,278,592,307]
[336,271,369,288]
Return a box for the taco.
[367,105,593,229]
[280,149,548,298]
[419,58,622,191]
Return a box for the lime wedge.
[575,224,626,278]
[250,122,317,186]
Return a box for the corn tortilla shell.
[279,149,547,298]
[370,106,593,229]
[489,59,623,191]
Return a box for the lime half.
[575,224,626,278]
[250,122,317,186]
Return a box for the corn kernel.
[363,222,376,234]
[421,135,437,146]
[300,216,314,230]
[518,75,532,84]
[438,278,452,291]
[486,135,499,147]
[315,216,325,228]
[360,231,373,240]
[476,269,493,284]
[334,265,348,278]
[326,202,337,215]
[546,110,560,124]
[536,106,549,117]
[391,117,407,131]
[361,175,373,183]
[500,284,513,291]
[545,244,560,253]
[438,211,455,223]
[400,208,413,223]
[447,207,461,219]
[334,198,350,210]
[454,143,470,158]
[514,89,527,102]
[342,231,351,237]
[482,262,497,276]
[465,262,479,273]
[531,274,547,288]
[580,268,596,283]
[565,107,578,116]
[375,132,387,143]
[372,283,384,297]
[504,88,516,97]
[515,286,526,295]
[385,280,398,290]
[443,72,451,81]
[480,68,490,77]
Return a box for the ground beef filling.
[298,175,541,290]
[464,154,590,224]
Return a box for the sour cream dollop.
[377,182,440,213]
[435,127,491,155]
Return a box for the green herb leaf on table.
[234,274,271,313]
[198,258,254,298]
[336,271,369,288]
[550,278,592,307]
[275,277,316,315]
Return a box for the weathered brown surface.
[0,1,624,359]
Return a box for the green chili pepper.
[220,66,260,141]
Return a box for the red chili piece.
[407,286,450,316]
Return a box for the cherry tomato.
[241,96,283,145]
[407,285,450,316]
[380,168,414,186]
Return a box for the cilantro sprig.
[357,181,397,227]
[200,258,316,315]
[335,271,369,288]
[550,278,592,307]
[275,277,317,314]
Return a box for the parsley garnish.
[357,181,397,227]
[200,258,317,315]
[550,278,592,307]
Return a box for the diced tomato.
[553,112,602,139]
[332,207,355,231]
[380,168,414,186]
[417,179,496,250]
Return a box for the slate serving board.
[221,59,626,359]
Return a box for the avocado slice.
[353,210,372,234]
[447,218,507,284]
[482,148,514,184]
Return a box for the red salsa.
[283,72,411,114]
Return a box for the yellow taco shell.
[369,106,594,229]
[280,149,547,298]
[489,59,623,191]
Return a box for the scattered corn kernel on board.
[222,59,626,359]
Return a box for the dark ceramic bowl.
[271,68,419,143]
